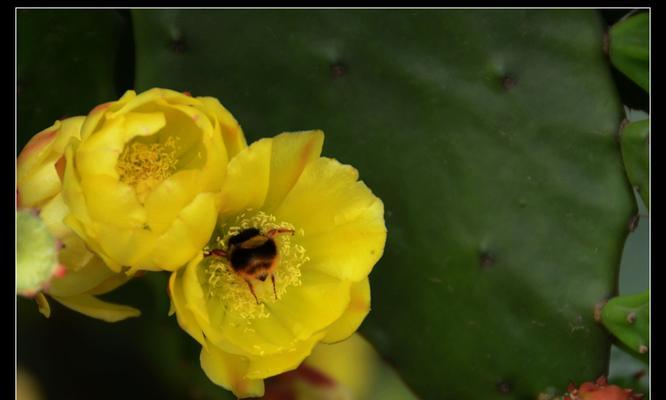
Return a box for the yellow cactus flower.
[263,334,417,400]
[17,117,140,322]
[169,131,386,398]
[61,88,246,273]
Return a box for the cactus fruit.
[619,119,649,209]
[600,290,649,361]
[16,209,61,298]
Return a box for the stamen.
[203,210,309,320]
[116,136,180,203]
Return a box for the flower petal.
[93,224,156,271]
[169,269,206,347]
[18,121,62,182]
[75,117,126,180]
[245,332,325,380]
[200,340,265,399]
[47,256,115,297]
[182,253,211,327]
[18,117,85,208]
[322,278,371,343]
[276,157,387,281]
[262,131,324,212]
[145,192,217,271]
[40,193,71,238]
[18,160,61,208]
[77,112,168,180]
[79,174,145,228]
[202,270,350,358]
[63,214,121,272]
[62,142,93,226]
[218,138,272,217]
[266,269,351,342]
[198,96,247,159]
[204,300,297,357]
[144,169,201,234]
[80,91,135,140]
[51,294,140,322]
[35,292,51,318]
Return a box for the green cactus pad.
[601,290,649,362]
[609,12,649,92]
[133,10,634,399]
[620,119,650,209]
[17,210,58,294]
[17,10,129,149]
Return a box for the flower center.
[203,210,308,320]
[116,136,180,203]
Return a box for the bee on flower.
[169,130,387,398]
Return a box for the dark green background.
[17,9,649,400]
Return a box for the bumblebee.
[206,227,294,304]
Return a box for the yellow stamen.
[203,210,308,320]
[116,136,179,203]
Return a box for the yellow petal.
[145,104,208,164]
[18,121,62,183]
[51,294,140,322]
[105,88,174,119]
[62,142,93,226]
[35,292,51,318]
[182,253,210,327]
[305,333,377,399]
[146,192,217,271]
[39,193,71,238]
[169,269,206,346]
[218,139,272,217]
[63,214,123,272]
[322,278,371,343]
[17,117,84,208]
[262,131,324,212]
[17,160,61,208]
[47,256,115,297]
[299,203,385,282]
[79,174,145,228]
[144,169,201,234]
[57,233,95,272]
[276,157,387,281]
[80,91,135,140]
[197,118,228,193]
[205,298,296,357]
[266,269,351,342]
[77,112,167,179]
[51,116,86,153]
[88,272,133,296]
[75,117,125,179]
[198,96,247,159]
[245,333,325,380]
[202,272,349,358]
[94,223,156,271]
[200,340,265,399]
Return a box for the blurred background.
[17,9,648,400]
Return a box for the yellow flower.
[169,131,386,398]
[17,117,140,322]
[263,334,416,400]
[61,88,246,273]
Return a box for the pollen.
[203,210,308,320]
[116,136,180,203]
